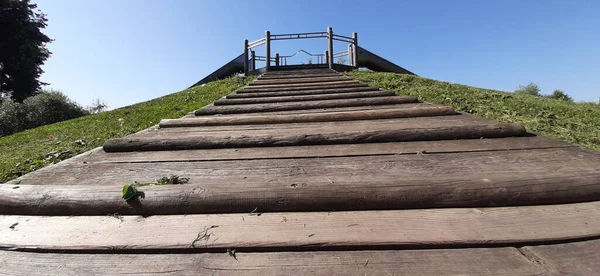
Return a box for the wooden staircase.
[2,67,600,275]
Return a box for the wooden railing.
[243,27,358,73]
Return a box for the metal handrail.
[279,49,325,58]
[271,32,328,41]
[333,34,353,41]
[248,38,266,49]
[273,31,327,37]
[243,27,359,72]
[332,36,354,43]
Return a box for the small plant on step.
[121,175,189,201]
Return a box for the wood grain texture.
[261,69,336,76]
[258,73,341,79]
[87,136,575,163]
[243,80,359,89]
[2,202,600,251]
[103,123,525,152]
[195,103,437,116]
[158,113,492,133]
[161,106,457,127]
[236,82,368,93]
[195,96,419,115]
[227,86,381,98]
[250,76,351,85]
[4,148,600,215]
[214,91,396,105]
[0,248,544,276]
[523,239,600,275]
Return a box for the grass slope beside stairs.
[346,71,600,152]
[0,77,253,183]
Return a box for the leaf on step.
[122,184,138,201]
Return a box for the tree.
[0,0,52,102]
[547,89,573,102]
[514,83,541,96]
[86,98,109,114]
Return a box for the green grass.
[345,71,600,151]
[3,71,599,182]
[0,76,253,183]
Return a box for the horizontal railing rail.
[243,27,358,72]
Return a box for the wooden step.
[104,118,525,152]
[262,69,336,76]
[214,91,397,105]
[2,202,600,251]
[5,147,599,215]
[227,86,381,98]
[194,96,419,115]
[236,82,368,93]
[4,239,599,275]
[89,136,575,163]
[258,72,342,79]
[241,80,360,90]
[251,76,351,85]
[206,103,439,116]
[0,247,544,276]
[161,106,456,127]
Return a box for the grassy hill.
[0,76,253,183]
[1,71,598,183]
[346,71,600,152]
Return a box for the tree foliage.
[86,98,109,114]
[547,89,573,102]
[0,90,88,137]
[514,83,541,96]
[0,0,52,102]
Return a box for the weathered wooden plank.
[154,114,494,134]
[5,148,600,214]
[2,202,600,251]
[214,91,396,105]
[243,80,359,90]
[236,82,368,93]
[250,76,351,85]
[194,96,419,115]
[523,239,600,275]
[259,72,341,79]
[161,106,456,127]
[262,69,336,76]
[198,103,438,116]
[86,136,575,164]
[0,247,544,275]
[103,122,525,152]
[227,86,381,98]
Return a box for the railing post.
[348,44,353,66]
[251,50,256,71]
[243,39,249,74]
[327,27,334,68]
[265,30,271,71]
[352,32,358,68]
[324,50,329,65]
[275,53,280,66]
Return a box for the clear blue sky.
[34,0,600,108]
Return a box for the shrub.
[22,90,88,128]
[547,89,573,102]
[0,99,28,136]
[514,83,541,96]
[0,90,88,137]
[85,98,109,114]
